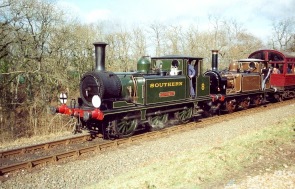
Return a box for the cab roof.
[151,55,203,60]
[238,58,267,62]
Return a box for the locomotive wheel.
[240,99,250,109]
[253,96,262,106]
[226,100,236,113]
[116,118,138,138]
[276,94,283,102]
[104,114,139,139]
[175,107,193,123]
[148,113,169,131]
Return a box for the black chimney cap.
[93,42,108,46]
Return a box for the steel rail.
[0,133,92,158]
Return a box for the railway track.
[0,134,93,158]
[1,99,294,177]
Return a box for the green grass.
[86,116,295,189]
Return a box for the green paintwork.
[113,101,136,108]
[117,73,134,100]
[109,56,209,111]
[196,75,210,97]
[134,76,145,104]
[141,109,146,120]
[137,56,151,74]
[145,76,187,104]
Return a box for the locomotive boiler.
[53,42,211,139]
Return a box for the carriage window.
[268,52,284,61]
[287,63,293,74]
[278,64,283,74]
[272,63,284,74]
[249,52,265,60]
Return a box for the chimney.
[211,50,219,71]
[93,42,108,71]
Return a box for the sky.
[57,0,295,40]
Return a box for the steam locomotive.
[52,42,295,139]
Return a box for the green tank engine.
[54,42,211,139]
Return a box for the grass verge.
[86,116,295,189]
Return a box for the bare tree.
[116,28,132,72]
[149,22,167,56]
[165,25,183,55]
[104,33,116,70]
[206,15,263,69]
[131,26,147,61]
[183,25,201,56]
[0,0,72,139]
[208,15,228,50]
[0,0,17,60]
[270,17,295,51]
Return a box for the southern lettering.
[150,82,183,88]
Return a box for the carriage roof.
[249,49,295,64]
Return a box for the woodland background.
[1,0,295,142]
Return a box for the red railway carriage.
[249,50,295,88]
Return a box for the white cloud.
[57,1,81,14]
[57,0,295,41]
[84,9,111,23]
[57,0,112,23]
